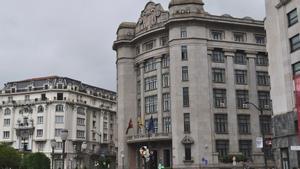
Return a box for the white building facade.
[114,0,274,168]
[0,76,117,169]
[265,0,300,168]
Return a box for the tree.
[21,152,50,169]
[0,143,22,169]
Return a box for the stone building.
[113,0,273,168]
[0,76,117,169]
[265,0,300,168]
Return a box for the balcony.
[127,132,172,143]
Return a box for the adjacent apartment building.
[0,76,117,169]
[114,0,273,168]
[265,0,300,168]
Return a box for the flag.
[126,119,133,135]
[147,116,155,133]
[137,117,144,128]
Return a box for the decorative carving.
[136,2,169,34]
[181,135,194,145]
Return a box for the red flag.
[126,119,133,135]
[293,74,300,141]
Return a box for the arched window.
[56,105,64,112]
[77,107,85,115]
[4,108,11,115]
[37,106,44,113]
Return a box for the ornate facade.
[0,76,117,169]
[114,0,274,168]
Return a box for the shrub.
[21,152,50,169]
[0,143,22,169]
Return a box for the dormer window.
[234,32,246,42]
[57,84,63,89]
[255,35,265,44]
[211,30,224,40]
[11,88,16,93]
[44,85,49,90]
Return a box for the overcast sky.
[0,0,265,91]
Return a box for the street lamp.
[51,139,56,169]
[60,129,69,169]
[121,152,125,169]
[244,101,268,169]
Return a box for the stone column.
[140,63,145,134]
[225,50,239,154]
[156,57,163,133]
[247,51,264,162]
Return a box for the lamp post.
[81,142,87,168]
[121,152,125,169]
[51,139,57,169]
[60,129,69,169]
[245,101,267,169]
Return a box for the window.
[55,142,63,150]
[236,90,249,109]
[144,76,157,91]
[163,93,171,112]
[144,58,156,72]
[25,95,30,101]
[216,140,229,159]
[258,91,271,110]
[211,49,225,63]
[212,68,225,83]
[136,45,140,55]
[55,105,64,112]
[180,27,187,38]
[238,115,251,134]
[8,96,13,102]
[3,131,10,139]
[37,116,44,124]
[162,73,170,88]
[181,46,188,60]
[160,36,168,46]
[163,117,171,133]
[255,35,265,44]
[93,120,96,129]
[293,62,300,75]
[55,116,64,124]
[213,89,226,108]
[257,71,270,86]
[55,128,62,137]
[287,8,298,27]
[37,106,44,113]
[211,31,223,40]
[184,113,190,133]
[145,95,157,114]
[41,93,47,101]
[260,115,272,135]
[103,122,108,129]
[37,129,43,137]
[256,53,268,66]
[183,87,189,107]
[137,81,141,94]
[239,140,252,160]
[234,32,245,42]
[143,40,156,51]
[103,133,108,141]
[76,130,85,138]
[182,66,189,81]
[235,70,247,85]
[162,54,170,68]
[4,119,10,127]
[137,99,141,116]
[184,145,192,161]
[77,118,85,126]
[215,114,228,134]
[4,108,11,116]
[234,51,247,65]
[290,34,300,52]
[57,93,63,100]
[77,107,85,115]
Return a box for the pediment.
[136,2,169,34]
[181,135,194,145]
